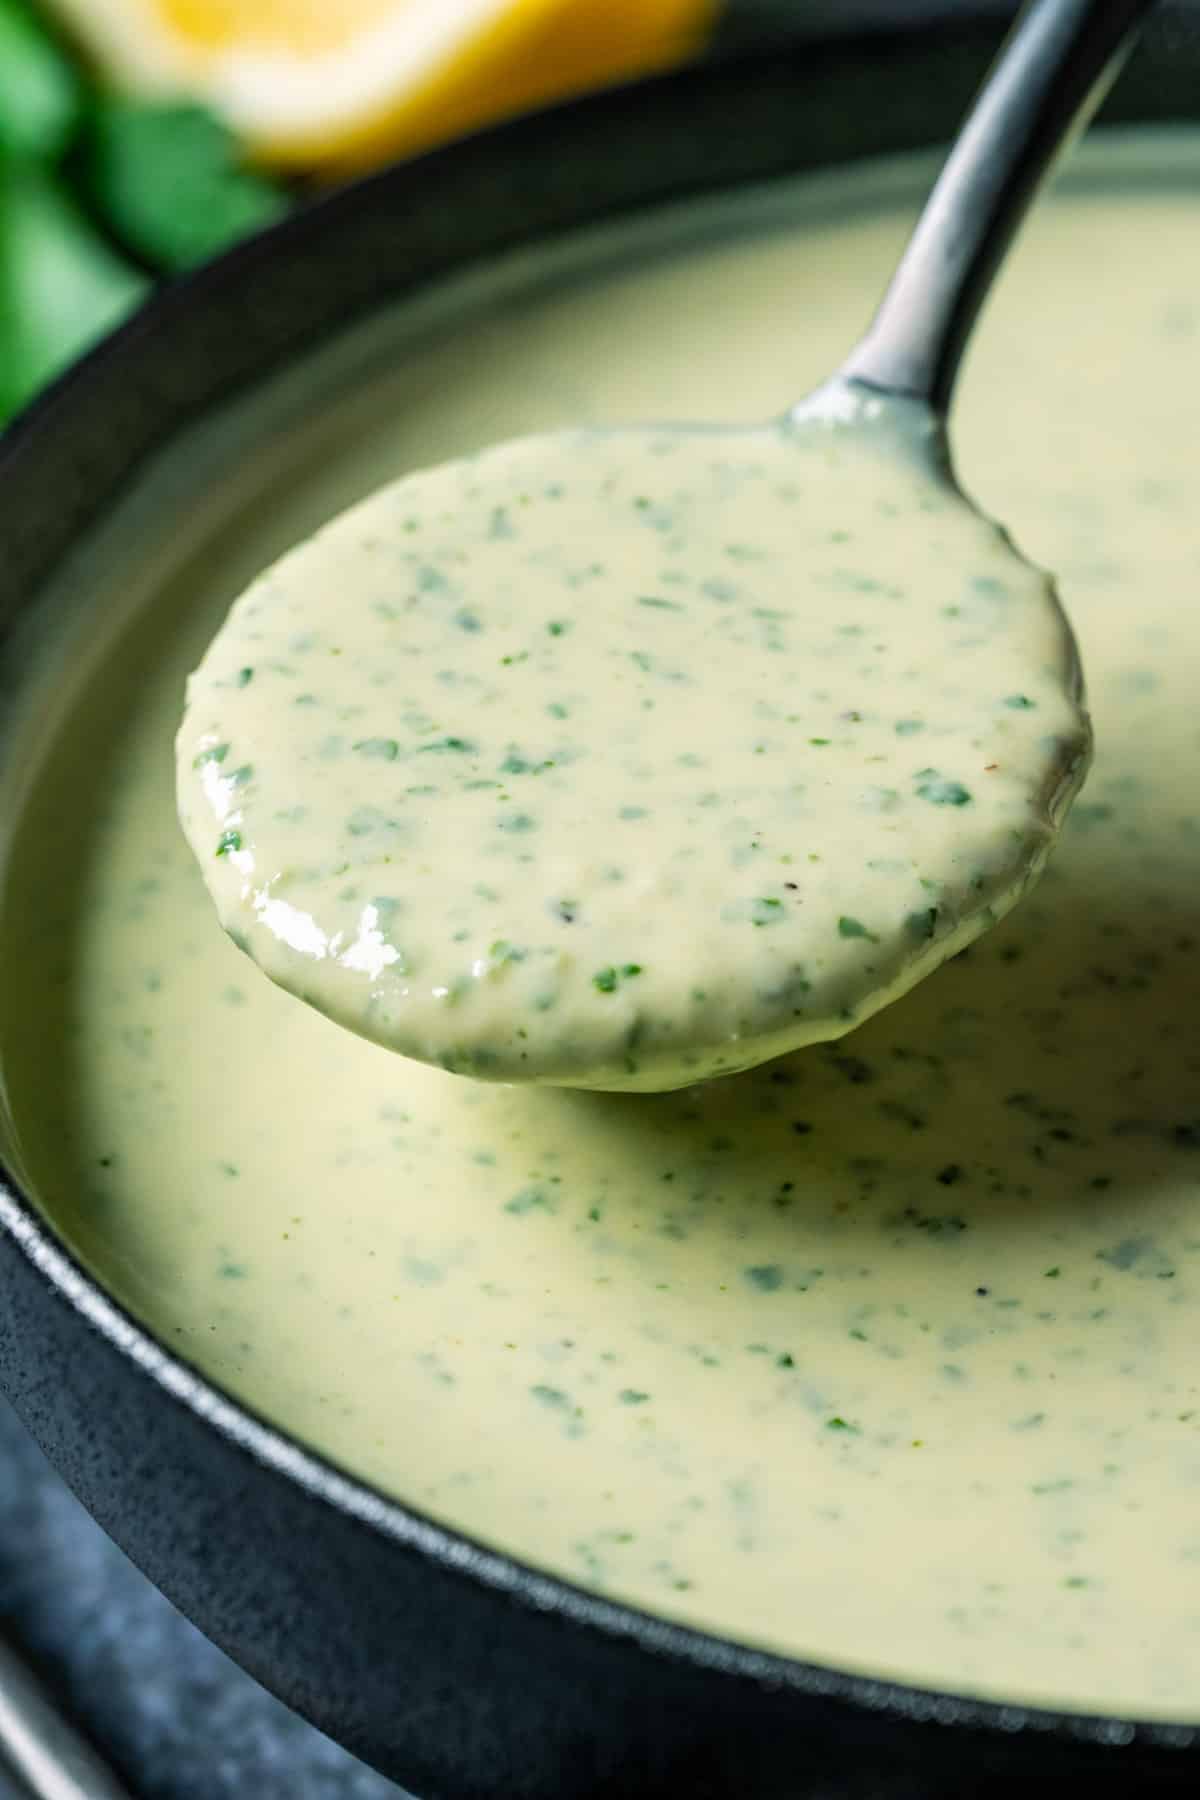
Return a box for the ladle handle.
[841,0,1154,413]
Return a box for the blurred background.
[0,0,787,424]
[0,0,1022,427]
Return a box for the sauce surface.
[5,138,1200,1719]
[177,403,1086,1089]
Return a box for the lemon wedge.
[43,0,717,171]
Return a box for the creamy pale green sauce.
[5,136,1200,1719]
[177,400,1086,1090]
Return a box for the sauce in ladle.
[177,397,1087,1089]
[177,0,1132,1089]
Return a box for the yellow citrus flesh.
[307,0,716,175]
[158,0,407,55]
[44,0,717,172]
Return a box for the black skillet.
[1,6,1199,1797]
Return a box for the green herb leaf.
[82,100,287,273]
[0,0,80,159]
[0,157,146,421]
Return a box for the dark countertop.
[0,1394,407,1798]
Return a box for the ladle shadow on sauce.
[557,823,1200,1273]
[1,554,1195,1427]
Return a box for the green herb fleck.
[505,1185,554,1215]
[489,940,527,966]
[193,742,229,769]
[744,1264,784,1293]
[906,907,939,942]
[915,770,972,806]
[530,1384,569,1409]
